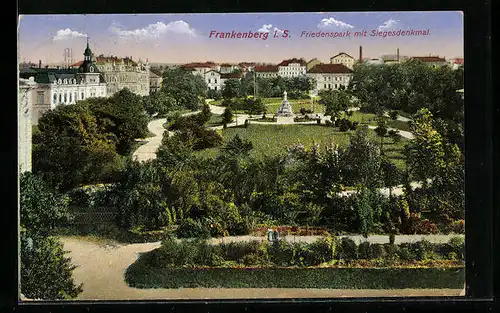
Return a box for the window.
[81,93,84,99]
[59,94,62,102]
[53,93,57,104]
[208,79,211,83]
[324,84,327,89]
[75,92,77,101]
[64,93,67,103]
[36,91,44,104]
[215,79,217,83]
[69,93,72,102]
[214,86,217,90]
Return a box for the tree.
[374,115,389,154]
[404,108,446,182]
[222,79,241,99]
[222,107,234,126]
[341,125,381,188]
[33,103,124,191]
[319,89,350,121]
[20,172,83,299]
[380,158,403,197]
[161,67,207,110]
[246,97,266,115]
[142,90,178,117]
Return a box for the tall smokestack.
[397,48,400,62]
[359,46,363,62]
[39,60,41,69]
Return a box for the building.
[277,58,307,77]
[307,58,321,70]
[181,62,220,76]
[220,72,244,87]
[307,63,354,95]
[149,71,163,93]
[219,63,240,74]
[409,56,448,67]
[449,58,464,70]
[364,58,384,65]
[205,70,222,90]
[20,42,107,124]
[238,62,256,73]
[330,52,355,70]
[18,78,36,173]
[254,65,279,78]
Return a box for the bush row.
[148,236,465,268]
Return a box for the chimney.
[397,48,400,62]
[359,46,363,62]
[38,60,41,69]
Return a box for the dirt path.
[60,236,463,300]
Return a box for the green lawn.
[206,114,224,127]
[196,124,408,170]
[342,111,411,132]
[126,259,464,289]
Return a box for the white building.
[181,62,220,76]
[204,70,222,90]
[20,42,107,124]
[277,58,307,78]
[18,78,36,173]
[149,71,163,93]
[330,52,355,70]
[219,63,240,74]
[307,63,354,95]
[254,65,279,78]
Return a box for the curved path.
[132,119,167,162]
[60,236,464,300]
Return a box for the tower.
[359,46,363,62]
[76,38,100,84]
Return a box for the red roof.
[254,65,278,72]
[238,62,256,67]
[308,63,353,74]
[411,56,446,62]
[452,58,464,64]
[278,58,307,66]
[221,72,243,79]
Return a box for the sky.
[18,12,464,65]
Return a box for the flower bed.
[253,225,330,236]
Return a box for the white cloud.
[52,28,87,41]
[110,20,197,39]
[258,24,284,34]
[378,19,400,31]
[317,17,354,29]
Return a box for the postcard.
[18,11,465,301]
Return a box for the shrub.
[338,237,357,262]
[369,243,387,259]
[448,236,465,260]
[397,243,416,261]
[307,237,336,265]
[389,233,396,244]
[358,241,371,259]
[414,219,439,234]
[350,121,359,130]
[412,239,434,261]
[222,241,262,262]
[325,120,333,127]
[389,110,399,120]
[221,99,233,107]
[176,218,210,239]
[383,243,400,263]
[269,240,295,266]
[451,220,465,234]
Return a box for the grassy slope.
[196,124,408,170]
[126,253,464,289]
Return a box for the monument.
[277,90,293,116]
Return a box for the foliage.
[319,89,351,120]
[176,218,211,239]
[222,107,234,125]
[222,79,242,99]
[20,172,82,300]
[161,67,207,110]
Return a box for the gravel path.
[60,236,464,300]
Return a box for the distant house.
[219,63,240,74]
[204,70,222,91]
[409,56,448,67]
[220,71,244,87]
[238,62,256,73]
[307,63,354,95]
[449,58,464,70]
[330,52,355,70]
[181,62,220,76]
[277,58,307,77]
[255,65,279,78]
[307,58,322,70]
[149,71,163,93]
